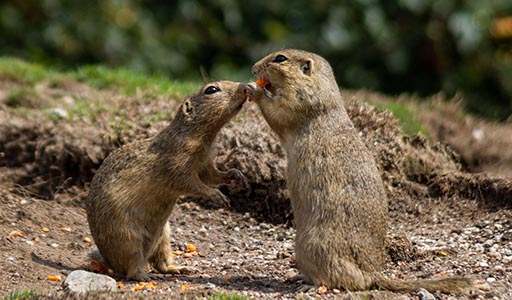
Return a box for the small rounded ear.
[301,60,312,75]
[182,99,194,118]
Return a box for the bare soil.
[1,82,511,299]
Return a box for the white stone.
[63,270,117,293]
[486,277,496,283]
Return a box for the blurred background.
[1,0,511,120]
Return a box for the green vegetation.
[371,101,427,136]
[0,57,198,99]
[72,65,199,97]
[205,292,249,300]
[5,86,40,108]
[4,290,39,300]
[0,58,49,84]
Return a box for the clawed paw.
[209,189,231,207]
[226,168,246,185]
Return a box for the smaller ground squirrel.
[249,49,474,293]
[86,81,250,281]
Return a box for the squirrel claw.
[226,168,246,185]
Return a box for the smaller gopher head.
[177,81,251,133]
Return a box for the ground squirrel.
[86,81,250,281]
[249,49,473,293]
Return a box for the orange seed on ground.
[186,244,196,252]
[47,275,61,281]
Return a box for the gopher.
[86,81,250,281]
[249,49,473,293]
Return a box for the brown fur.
[250,49,473,293]
[86,81,249,281]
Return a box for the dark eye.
[272,54,287,63]
[204,86,221,94]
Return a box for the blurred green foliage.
[1,0,511,120]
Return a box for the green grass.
[4,290,39,300]
[205,292,249,300]
[72,65,199,97]
[0,57,199,98]
[0,58,49,84]
[370,101,427,136]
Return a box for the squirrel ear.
[182,99,194,118]
[301,60,312,76]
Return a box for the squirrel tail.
[371,273,473,293]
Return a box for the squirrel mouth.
[256,77,274,98]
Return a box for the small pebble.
[417,288,435,300]
[205,282,216,289]
[479,261,489,267]
[486,277,496,283]
[51,243,59,248]
[285,269,298,279]
[49,108,68,119]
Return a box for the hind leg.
[125,249,151,281]
[150,222,194,274]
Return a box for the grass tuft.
[72,65,199,97]
[0,58,48,84]
[4,290,39,300]
[205,292,249,300]
[370,101,427,136]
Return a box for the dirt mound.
[216,108,288,223]
[417,98,512,178]
[0,110,117,199]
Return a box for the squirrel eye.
[272,54,288,63]
[204,86,221,94]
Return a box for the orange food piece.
[256,79,270,88]
[173,250,184,255]
[60,227,71,233]
[116,282,124,289]
[83,237,92,243]
[9,230,23,237]
[144,282,157,289]
[317,285,328,294]
[90,260,110,273]
[42,227,50,233]
[180,283,190,291]
[183,253,194,258]
[34,237,41,243]
[48,275,61,281]
[186,244,197,252]
[134,282,157,291]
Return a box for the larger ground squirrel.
[86,81,249,281]
[250,49,473,293]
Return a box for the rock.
[417,288,436,300]
[49,108,68,119]
[285,268,298,279]
[63,270,117,293]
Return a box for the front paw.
[208,188,231,207]
[226,168,246,185]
